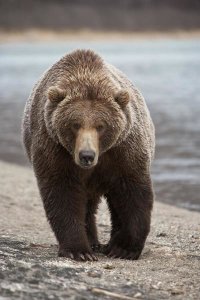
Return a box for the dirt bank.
[0,160,199,299]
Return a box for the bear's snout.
[74,128,99,169]
[79,150,95,167]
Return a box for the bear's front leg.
[38,175,97,261]
[105,176,154,260]
[33,155,97,261]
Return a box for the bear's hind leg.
[106,199,122,238]
[86,197,101,252]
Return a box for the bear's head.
[45,85,132,169]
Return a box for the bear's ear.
[114,89,130,108]
[47,86,67,103]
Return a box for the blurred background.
[0,0,200,211]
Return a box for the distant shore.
[1,29,200,42]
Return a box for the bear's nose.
[79,150,95,166]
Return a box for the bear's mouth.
[78,162,96,169]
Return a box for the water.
[0,39,200,211]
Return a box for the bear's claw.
[58,249,98,261]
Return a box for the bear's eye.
[96,124,105,133]
[72,123,81,131]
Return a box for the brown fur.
[22,49,155,261]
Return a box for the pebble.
[171,288,184,295]
[151,282,162,290]
[156,232,167,237]
[87,270,102,278]
[103,264,115,270]
[134,292,142,298]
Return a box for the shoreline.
[1,29,200,43]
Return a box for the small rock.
[156,232,167,237]
[27,278,40,285]
[125,281,133,286]
[171,288,184,295]
[190,234,198,239]
[103,264,115,270]
[151,282,162,290]
[29,243,49,248]
[87,270,102,278]
[134,292,142,298]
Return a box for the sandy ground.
[1,29,200,43]
[0,160,200,299]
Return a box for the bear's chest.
[84,160,119,195]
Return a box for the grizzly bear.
[22,49,155,261]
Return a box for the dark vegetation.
[0,0,200,31]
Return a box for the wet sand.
[0,38,200,211]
